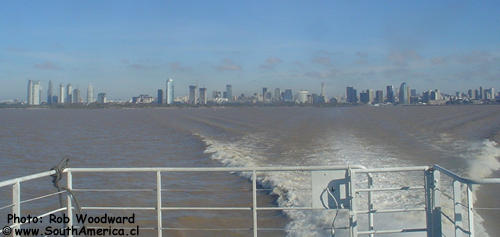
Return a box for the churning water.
[0,105,499,236]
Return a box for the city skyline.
[1,1,500,100]
[20,78,498,106]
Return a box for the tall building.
[27,80,41,105]
[346,86,358,103]
[283,89,293,102]
[97,93,107,104]
[359,90,370,104]
[226,84,233,102]
[87,84,94,104]
[386,85,394,103]
[375,90,384,104]
[262,87,268,102]
[296,90,309,104]
[320,82,326,98]
[27,80,33,105]
[66,84,73,104]
[399,82,409,104]
[189,85,197,104]
[166,78,174,105]
[59,84,65,103]
[274,88,281,102]
[47,80,53,104]
[34,81,41,105]
[157,89,164,104]
[72,89,81,104]
[199,88,207,105]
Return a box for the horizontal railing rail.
[0,164,499,237]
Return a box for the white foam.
[195,132,495,236]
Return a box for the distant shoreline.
[1,102,499,109]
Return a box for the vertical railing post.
[349,169,357,237]
[252,170,258,237]
[426,169,442,237]
[431,170,442,237]
[12,181,21,232]
[156,171,162,237]
[467,184,474,237]
[367,174,374,237]
[453,180,464,237]
[67,171,73,237]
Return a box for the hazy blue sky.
[1,0,499,100]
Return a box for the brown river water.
[0,105,499,236]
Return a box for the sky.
[1,0,499,100]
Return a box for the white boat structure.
[0,163,499,237]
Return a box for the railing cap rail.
[433,165,500,184]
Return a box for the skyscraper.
[320,82,326,98]
[97,93,107,104]
[59,84,65,103]
[26,80,42,105]
[262,87,268,102]
[346,86,358,103]
[27,80,33,105]
[87,84,94,104]
[297,90,309,104]
[375,90,384,104]
[157,89,164,104]
[399,82,409,104]
[166,78,174,105]
[27,80,41,105]
[359,90,370,104]
[283,89,293,102]
[199,88,207,105]
[66,84,73,104]
[386,85,394,103]
[47,80,53,104]
[226,84,233,102]
[189,85,197,104]
[274,88,281,102]
[72,88,81,103]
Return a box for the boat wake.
[194,131,494,236]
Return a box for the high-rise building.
[359,90,369,104]
[166,78,174,104]
[375,90,384,103]
[346,86,358,103]
[283,89,293,102]
[27,80,41,105]
[59,84,65,104]
[262,87,268,102]
[47,80,53,104]
[430,89,441,101]
[157,89,164,104]
[226,84,233,102]
[386,85,394,103]
[479,86,483,100]
[321,82,326,98]
[66,84,73,104]
[97,93,107,104]
[274,88,281,102]
[87,84,94,104]
[27,80,33,105]
[399,82,409,104]
[72,89,81,103]
[296,90,309,104]
[189,85,197,104]
[199,88,207,105]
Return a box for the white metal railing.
[0,165,498,237]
